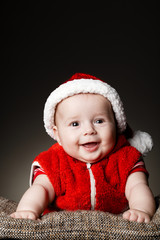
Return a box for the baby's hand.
[122,209,151,223]
[10,211,39,220]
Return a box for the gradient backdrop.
[1,2,159,202]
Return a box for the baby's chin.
[77,149,114,164]
[79,159,100,164]
[77,155,105,164]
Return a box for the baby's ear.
[53,126,62,145]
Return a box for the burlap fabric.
[0,196,160,239]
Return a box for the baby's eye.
[71,122,79,127]
[95,119,104,124]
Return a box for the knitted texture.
[31,135,142,215]
[0,196,160,239]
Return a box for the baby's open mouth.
[81,142,99,152]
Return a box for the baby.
[11,73,156,222]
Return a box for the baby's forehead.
[57,93,111,109]
[55,93,113,117]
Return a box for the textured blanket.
[0,196,160,239]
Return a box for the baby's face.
[53,94,116,163]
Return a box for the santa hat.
[44,73,153,156]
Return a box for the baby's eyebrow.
[64,116,80,124]
[94,111,111,117]
[95,111,108,115]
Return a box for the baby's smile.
[80,142,100,152]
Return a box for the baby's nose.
[83,123,97,136]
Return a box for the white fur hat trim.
[128,130,153,156]
[44,78,126,139]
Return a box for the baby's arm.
[123,171,156,223]
[10,174,55,220]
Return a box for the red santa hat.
[44,73,153,156]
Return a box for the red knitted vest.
[32,135,141,214]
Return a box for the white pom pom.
[128,130,153,156]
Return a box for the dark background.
[1,1,159,202]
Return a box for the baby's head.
[44,73,153,161]
[53,93,116,163]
